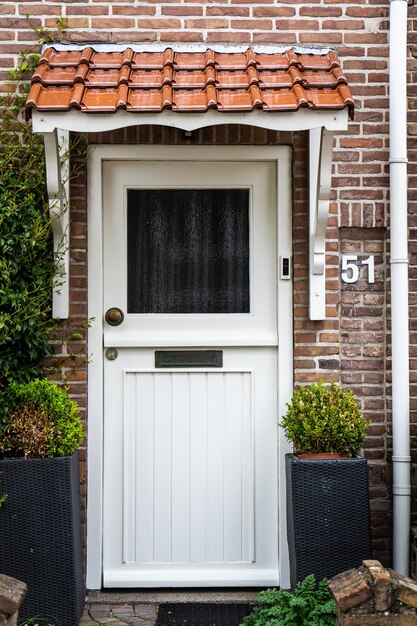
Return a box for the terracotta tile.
[215,70,250,88]
[81,87,119,111]
[217,89,254,111]
[246,49,257,67]
[116,84,129,109]
[297,51,340,70]
[132,49,174,70]
[74,63,89,83]
[289,65,304,83]
[173,88,214,111]
[87,67,132,87]
[338,83,354,104]
[307,87,351,110]
[162,66,173,85]
[249,84,263,108]
[259,70,299,89]
[174,69,214,87]
[129,69,163,88]
[25,46,354,119]
[215,52,247,70]
[25,82,43,110]
[86,69,120,87]
[173,52,208,69]
[32,64,77,85]
[30,85,72,110]
[256,52,294,70]
[90,51,126,69]
[122,48,135,67]
[79,48,95,66]
[301,69,346,88]
[247,66,260,85]
[70,83,85,108]
[127,88,164,111]
[42,48,82,67]
[292,83,308,106]
[162,84,173,108]
[132,52,164,69]
[262,88,301,111]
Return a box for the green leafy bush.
[0,62,57,423]
[0,378,84,458]
[0,20,80,424]
[241,575,336,626]
[280,380,369,456]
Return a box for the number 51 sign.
[341,255,375,284]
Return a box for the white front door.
[102,159,279,587]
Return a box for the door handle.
[105,307,124,326]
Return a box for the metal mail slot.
[155,350,223,368]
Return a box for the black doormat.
[156,603,254,626]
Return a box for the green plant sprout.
[241,575,336,626]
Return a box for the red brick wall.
[1,1,398,568]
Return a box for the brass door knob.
[105,307,124,326]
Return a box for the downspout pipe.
[389,0,410,575]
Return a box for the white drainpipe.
[389,0,410,575]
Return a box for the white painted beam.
[43,129,70,319]
[309,127,335,320]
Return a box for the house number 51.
[341,255,375,284]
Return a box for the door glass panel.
[127,188,250,314]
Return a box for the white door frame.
[86,144,293,590]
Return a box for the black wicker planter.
[0,452,85,625]
[286,453,372,589]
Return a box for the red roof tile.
[25,47,354,119]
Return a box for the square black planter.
[0,452,85,625]
[286,453,372,589]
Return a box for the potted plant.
[280,381,372,588]
[0,378,85,626]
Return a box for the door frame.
[86,144,293,590]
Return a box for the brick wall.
[1,0,398,567]
[339,227,390,563]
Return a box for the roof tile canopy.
[25,46,354,118]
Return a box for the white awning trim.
[32,108,348,135]
[36,108,347,320]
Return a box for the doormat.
[156,603,254,626]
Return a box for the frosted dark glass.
[127,188,249,313]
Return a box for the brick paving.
[80,603,158,626]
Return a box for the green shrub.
[0,63,57,423]
[0,378,84,458]
[280,380,369,456]
[0,20,67,424]
[241,575,336,626]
